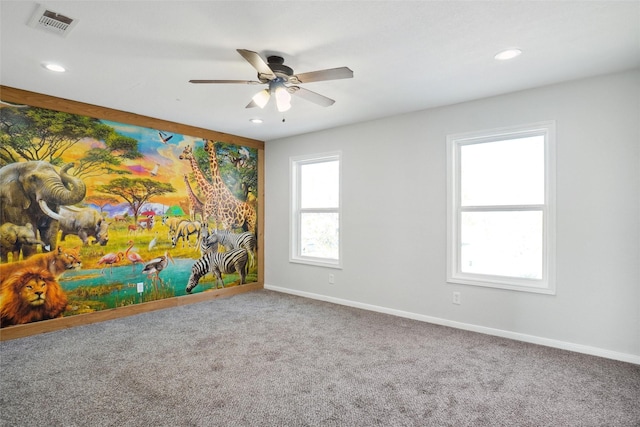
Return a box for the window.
[447,122,556,294]
[290,152,341,268]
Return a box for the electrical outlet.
[452,291,461,305]
[137,282,144,293]
[328,274,335,284]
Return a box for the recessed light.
[494,49,522,61]
[43,63,66,72]
[249,118,263,124]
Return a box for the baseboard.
[264,284,640,365]
[0,283,263,341]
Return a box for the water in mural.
[0,103,259,327]
[61,258,229,310]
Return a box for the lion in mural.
[0,246,82,280]
[0,267,68,327]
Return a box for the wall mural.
[0,102,259,328]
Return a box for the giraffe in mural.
[203,140,257,233]
[182,174,205,222]
[179,145,217,225]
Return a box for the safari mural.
[0,101,259,328]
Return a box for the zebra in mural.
[186,247,248,293]
[208,229,257,269]
[199,226,219,256]
[213,230,257,252]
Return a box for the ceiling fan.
[189,49,353,112]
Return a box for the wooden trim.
[0,86,264,150]
[0,283,263,341]
[0,86,266,339]
[257,145,265,285]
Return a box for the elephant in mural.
[0,161,87,257]
[0,222,47,262]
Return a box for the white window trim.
[446,121,556,294]
[290,151,342,269]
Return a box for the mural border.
[0,85,265,341]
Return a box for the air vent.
[27,4,78,37]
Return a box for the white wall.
[264,69,640,363]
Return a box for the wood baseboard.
[0,283,263,341]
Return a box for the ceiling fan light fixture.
[252,89,270,109]
[275,85,291,112]
[191,49,352,109]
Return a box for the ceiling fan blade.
[289,86,336,107]
[290,67,353,84]
[189,79,262,84]
[237,49,276,80]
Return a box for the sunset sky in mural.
[71,120,207,207]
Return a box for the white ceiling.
[1,1,639,142]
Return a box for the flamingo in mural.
[97,252,124,275]
[125,240,145,272]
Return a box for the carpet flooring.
[1,289,639,426]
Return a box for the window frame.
[290,151,342,269]
[446,121,556,294]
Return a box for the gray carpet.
[1,289,639,426]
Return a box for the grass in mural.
[73,221,255,269]
[58,218,258,317]
[76,222,191,269]
[195,271,258,290]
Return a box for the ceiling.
[1,1,639,142]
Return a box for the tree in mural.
[86,195,120,213]
[193,142,257,202]
[96,177,176,222]
[0,106,142,176]
[220,144,258,203]
[73,146,137,179]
